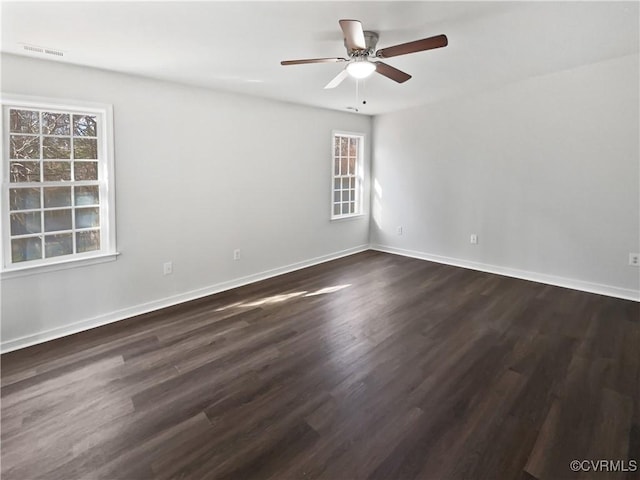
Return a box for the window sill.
[1,252,120,280]
[331,213,367,222]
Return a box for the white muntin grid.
[331,132,364,219]
[2,99,111,270]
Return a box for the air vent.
[44,49,64,57]
[23,45,44,54]
[22,44,64,57]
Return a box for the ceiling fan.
[281,19,448,89]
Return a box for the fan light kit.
[281,19,448,89]
[346,60,376,79]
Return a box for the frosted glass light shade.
[346,61,376,79]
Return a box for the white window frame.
[1,94,117,278]
[331,131,365,220]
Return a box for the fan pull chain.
[361,79,367,106]
[353,79,367,112]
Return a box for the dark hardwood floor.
[1,251,638,480]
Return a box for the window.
[332,132,364,219]
[2,95,116,273]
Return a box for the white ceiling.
[2,1,638,115]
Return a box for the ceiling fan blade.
[374,62,411,83]
[281,57,347,66]
[339,19,366,51]
[376,34,448,58]
[324,69,348,89]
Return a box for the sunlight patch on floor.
[214,284,352,311]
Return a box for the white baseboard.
[0,244,369,353]
[4,243,637,353]
[371,244,640,302]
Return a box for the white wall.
[1,54,371,351]
[371,53,639,300]
[2,50,637,352]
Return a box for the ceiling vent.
[22,44,64,57]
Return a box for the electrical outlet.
[629,253,640,267]
[396,226,403,236]
[470,234,478,244]
[163,261,173,275]
[233,249,241,261]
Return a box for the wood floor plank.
[1,251,638,480]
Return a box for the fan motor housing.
[345,30,379,56]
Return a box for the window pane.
[334,160,340,176]
[342,178,349,189]
[77,230,100,253]
[43,137,71,159]
[44,209,72,232]
[73,115,97,136]
[334,178,340,189]
[10,110,39,134]
[333,191,340,203]
[350,201,355,213]
[44,187,72,208]
[10,188,41,210]
[348,158,356,175]
[10,161,40,183]
[42,112,70,135]
[334,138,340,157]
[76,207,100,228]
[333,204,340,216]
[342,190,349,202]
[342,158,350,175]
[340,137,349,156]
[10,135,40,159]
[350,190,356,201]
[350,177,355,189]
[45,233,73,258]
[75,186,99,206]
[73,138,97,159]
[12,237,42,263]
[74,162,98,181]
[43,162,71,181]
[349,138,358,156]
[10,212,41,235]
[342,203,350,215]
